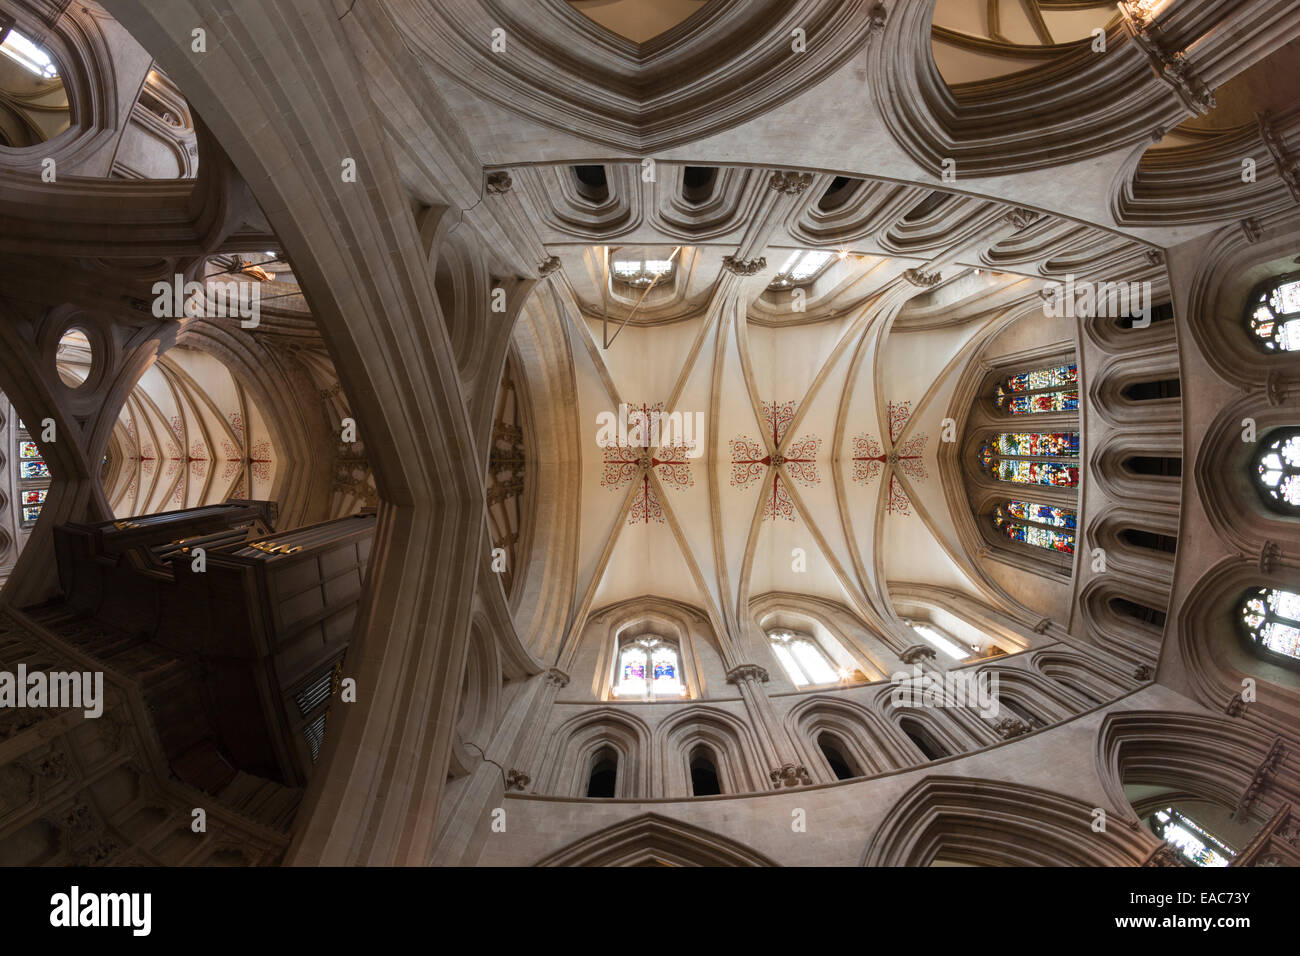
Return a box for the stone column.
[725,664,811,788]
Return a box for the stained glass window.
[994,500,1077,555]
[1246,275,1300,352]
[615,638,684,699]
[994,363,1079,415]
[1148,808,1236,867]
[1239,587,1300,663]
[980,433,1080,488]
[768,629,840,686]
[1254,431,1300,511]
[994,432,1079,457]
[16,427,50,525]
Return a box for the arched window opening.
[993,363,1078,415]
[767,628,840,686]
[767,249,833,290]
[571,164,609,203]
[688,746,722,796]
[681,165,717,204]
[1110,597,1167,629]
[900,718,948,761]
[1245,273,1300,352]
[1252,430,1300,513]
[1239,587,1300,666]
[906,621,969,661]
[1121,378,1181,402]
[1125,455,1181,477]
[1119,528,1177,554]
[0,28,58,78]
[818,733,857,780]
[1146,807,1236,867]
[979,432,1079,487]
[993,499,1076,554]
[610,251,676,289]
[613,636,685,700]
[586,747,618,798]
[0,27,69,148]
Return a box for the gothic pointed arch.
[862,775,1155,867]
[535,812,779,867]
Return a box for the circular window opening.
[55,326,94,389]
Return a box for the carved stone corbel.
[867,2,887,35]
[1260,540,1281,574]
[504,769,530,792]
[725,664,770,684]
[1234,738,1284,822]
[485,171,513,195]
[1122,5,1216,116]
[899,644,937,665]
[721,255,767,277]
[991,716,1031,740]
[1003,207,1038,230]
[1264,371,1288,407]
[903,268,941,288]
[1257,111,1300,202]
[770,762,812,787]
[768,171,813,195]
[537,255,561,276]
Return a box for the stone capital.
[722,254,767,276]
[725,663,770,685]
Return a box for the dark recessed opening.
[681,165,718,204]
[1122,379,1181,401]
[1120,529,1178,554]
[586,748,617,798]
[1110,597,1167,629]
[818,175,861,212]
[572,165,609,204]
[1117,301,1175,329]
[689,747,721,796]
[900,719,949,761]
[903,190,951,222]
[1125,455,1182,477]
[818,734,856,780]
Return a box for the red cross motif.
[730,401,822,521]
[600,402,693,525]
[852,401,928,515]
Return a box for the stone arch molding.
[862,775,1155,866]
[1093,709,1294,828]
[1195,395,1300,558]
[0,2,125,174]
[535,813,779,867]
[387,0,876,152]
[537,708,654,799]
